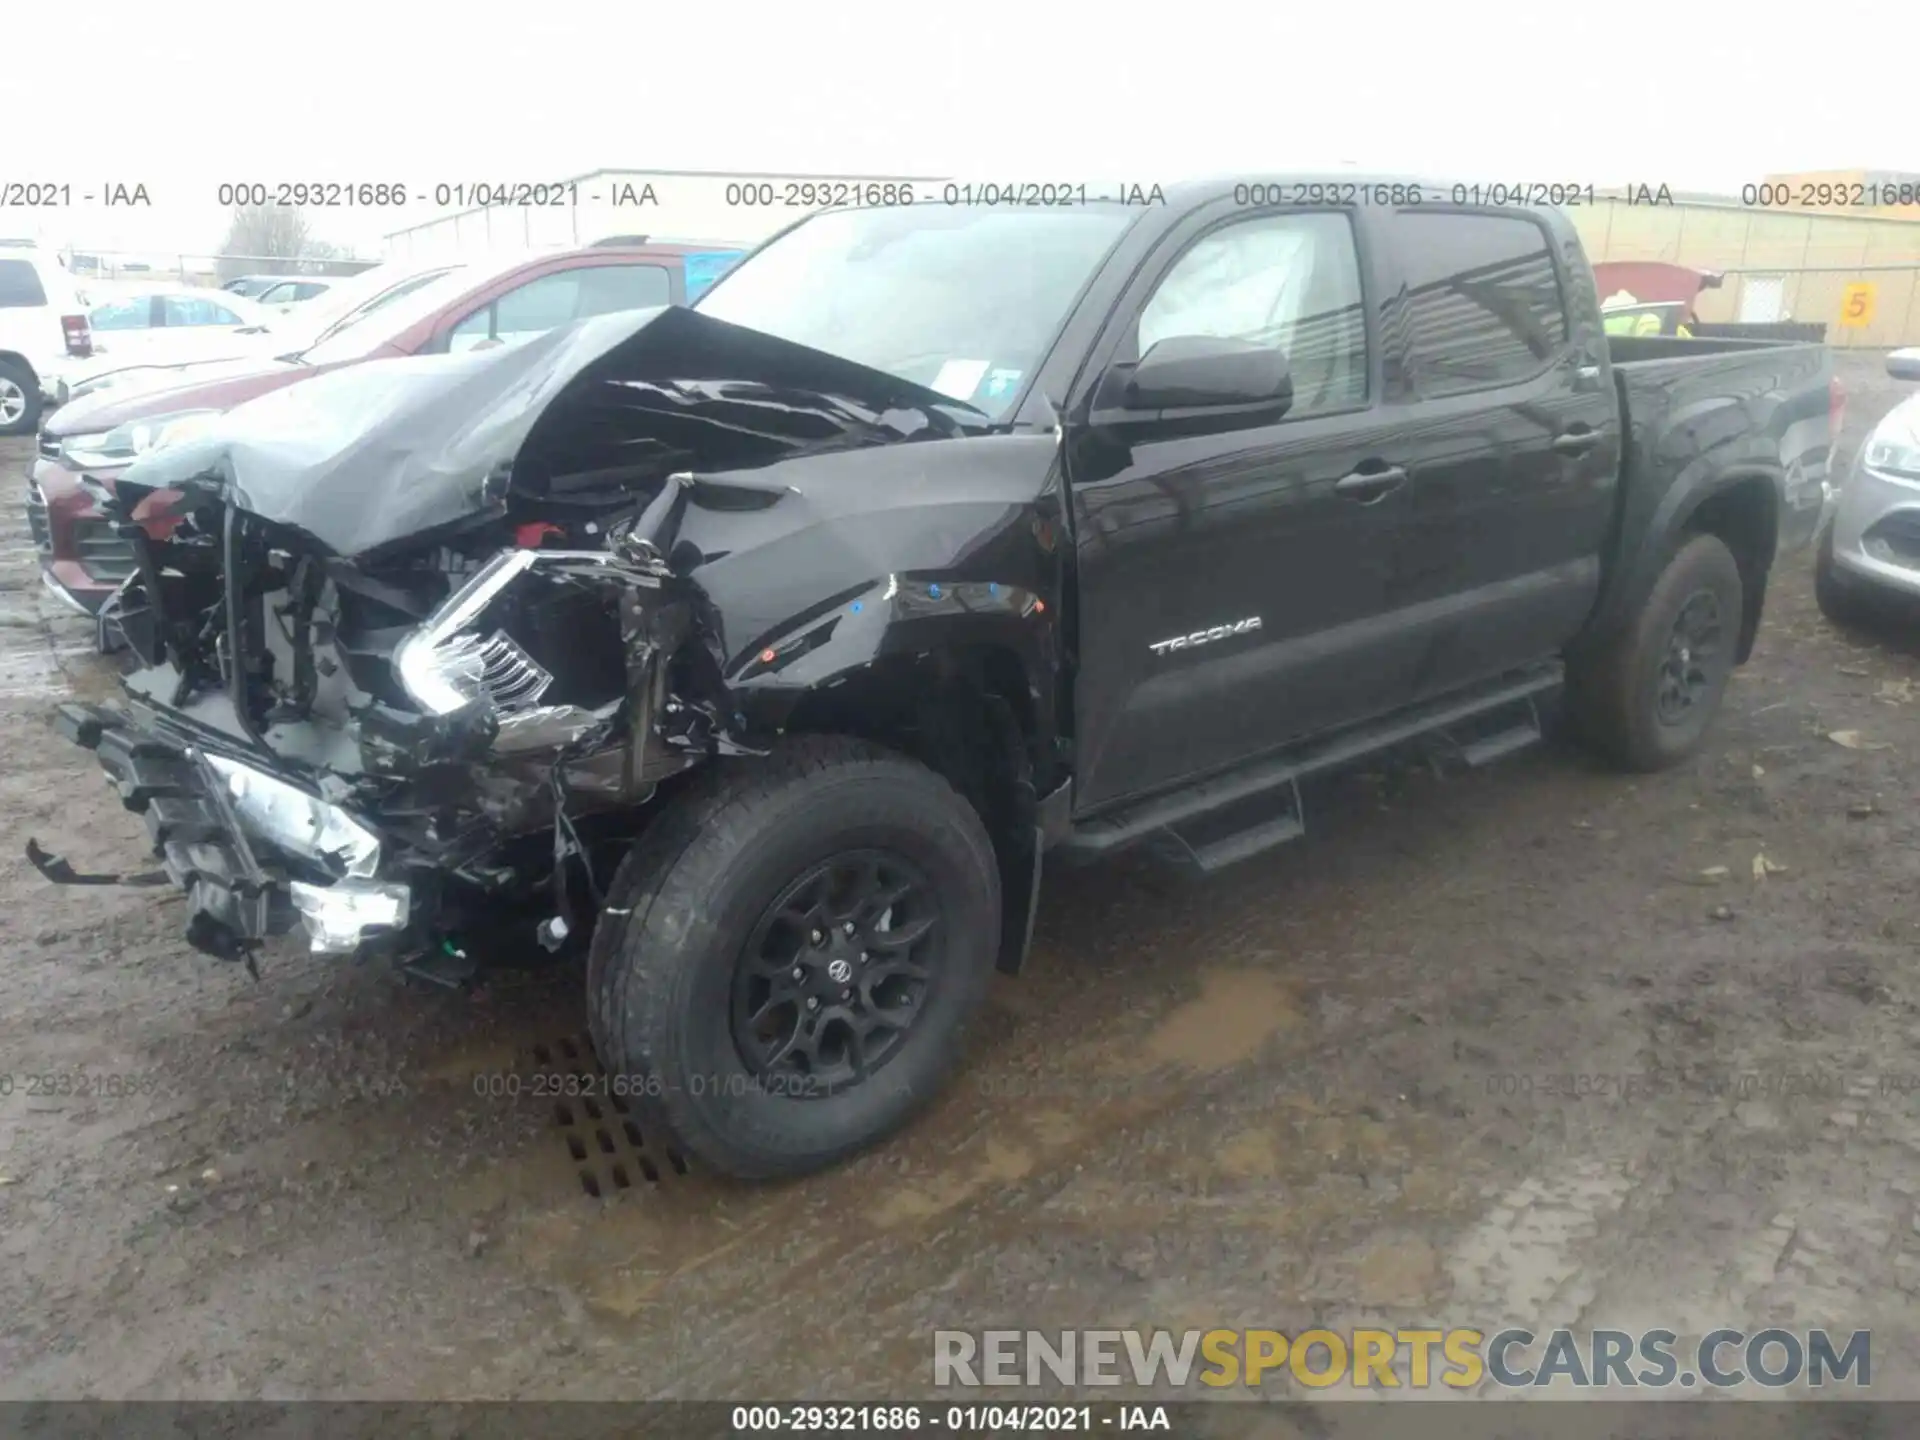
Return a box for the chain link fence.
[60,250,381,288]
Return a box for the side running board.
[1064,661,1561,874]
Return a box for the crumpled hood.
[111,305,982,559]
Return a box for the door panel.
[1068,207,1417,813]
[1071,406,1439,810]
[1376,210,1620,700]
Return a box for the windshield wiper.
[922,397,992,432]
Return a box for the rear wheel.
[586,736,1001,1180]
[0,359,41,437]
[1570,533,1744,772]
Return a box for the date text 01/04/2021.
[729,1404,1172,1432]
[720,181,1171,209]
[208,181,618,208]
[1,182,150,207]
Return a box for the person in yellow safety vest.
[1601,298,1695,338]
[1636,310,1694,337]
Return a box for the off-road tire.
[1569,533,1744,772]
[1814,516,1878,630]
[586,735,1001,1180]
[0,358,41,437]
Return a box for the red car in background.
[29,242,737,622]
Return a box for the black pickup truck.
[34,178,1837,1179]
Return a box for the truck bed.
[1605,333,1830,366]
[1583,332,1835,653]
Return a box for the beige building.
[1571,187,1920,347]
[1759,169,1920,220]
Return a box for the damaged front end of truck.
[30,304,1061,979]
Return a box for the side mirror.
[1887,348,1920,382]
[1117,336,1293,413]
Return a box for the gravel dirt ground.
[3,351,1920,1404]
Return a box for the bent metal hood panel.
[111,305,986,558]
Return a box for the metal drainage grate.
[530,1035,691,1197]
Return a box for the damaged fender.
[55,300,1070,964]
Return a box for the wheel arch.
[755,638,1056,976]
[1591,465,1782,668]
[1674,470,1779,665]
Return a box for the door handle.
[1334,465,1408,501]
[1552,429,1601,456]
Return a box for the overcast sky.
[9,0,1910,260]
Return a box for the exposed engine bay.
[31,305,1056,973]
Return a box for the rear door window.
[575,264,671,313]
[1391,212,1568,396]
[92,297,154,330]
[162,296,247,327]
[446,264,670,354]
[0,260,49,308]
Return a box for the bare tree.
[214,206,344,282]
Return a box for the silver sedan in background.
[1817,348,1920,623]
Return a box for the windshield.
[295,264,475,365]
[694,205,1139,419]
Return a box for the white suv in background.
[0,245,93,435]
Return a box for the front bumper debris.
[32,702,413,961]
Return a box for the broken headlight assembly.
[392,550,556,717]
[389,548,632,752]
[205,752,382,878]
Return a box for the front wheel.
[1569,533,1744,772]
[587,736,1002,1180]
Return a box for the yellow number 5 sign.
[1839,282,1877,328]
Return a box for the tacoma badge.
[1149,617,1262,656]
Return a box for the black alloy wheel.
[732,850,941,1093]
[585,735,1001,1180]
[1566,532,1744,772]
[1653,588,1725,727]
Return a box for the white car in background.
[84,286,274,370]
[221,274,343,310]
[50,257,462,406]
[0,243,95,435]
